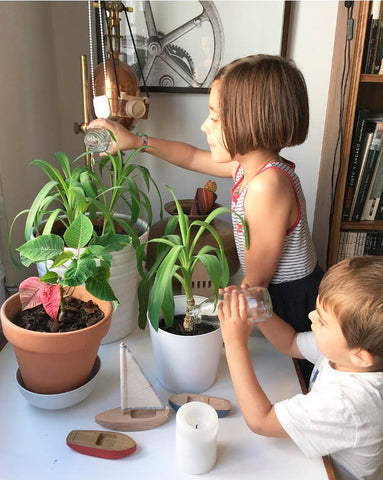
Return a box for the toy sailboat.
[95,343,169,432]
[66,430,136,459]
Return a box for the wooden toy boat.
[168,393,231,418]
[95,406,170,432]
[66,430,136,459]
[96,343,169,432]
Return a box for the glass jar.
[190,286,273,326]
[83,128,112,153]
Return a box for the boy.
[218,256,383,480]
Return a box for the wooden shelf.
[326,1,383,266]
[360,74,383,83]
[341,221,383,231]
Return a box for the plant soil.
[14,297,104,333]
[160,314,216,336]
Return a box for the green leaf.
[88,244,113,266]
[40,271,59,284]
[86,267,118,303]
[137,277,151,329]
[17,234,64,263]
[90,233,131,252]
[24,180,59,240]
[148,246,183,328]
[50,251,74,269]
[63,213,93,249]
[62,254,97,286]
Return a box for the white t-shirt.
[274,332,383,480]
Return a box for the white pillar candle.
[175,401,218,475]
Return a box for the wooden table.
[0,327,333,479]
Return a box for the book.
[361,139,383,220]
[342,109,370,221]
[351,120,383,221]
[363,1,382,73]
[337,231,366,262]
[372,2,383,73]
[364,230,382,255]
[356,231,367,256]
[375,193,383,220]
[348,126,375,221]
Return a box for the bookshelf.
[327,1,383,266]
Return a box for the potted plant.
[8,135,162,342]
[136,186,248,393]
[1,213,117,395]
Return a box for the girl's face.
[201,81,232,164]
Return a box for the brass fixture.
[74,2,149,142]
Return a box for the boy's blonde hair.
[318,256,383,369]
[214,54,309,158]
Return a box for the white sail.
[120,343,165,411]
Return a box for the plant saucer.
[16,356,101,409]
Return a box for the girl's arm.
[242,167,298,287]
[87,118,235,178]
[218,291,289,437]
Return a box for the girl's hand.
[217,290,253,348]
[87,118,141,154]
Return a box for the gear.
[164,44,195,77]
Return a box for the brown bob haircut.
[318,255,383,369]
[214,54,309,158]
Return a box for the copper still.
[76,2,149,136]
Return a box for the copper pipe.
[80,55,92,168]
[80,55,90,129]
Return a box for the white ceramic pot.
[102,220,148,343]
[35,216,149,344]
[149,295,223,393]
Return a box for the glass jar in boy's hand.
[191,286,273,326]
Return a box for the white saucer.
[16,356,101,409]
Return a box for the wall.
[0,1,88,289]
[0,1,338,292]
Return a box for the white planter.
[149,295,223,393]
[102,221,148,343]
[35,216,149,344]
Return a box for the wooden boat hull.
[66,430,136,459]
[168,393,231,418]
[95,406,170,432]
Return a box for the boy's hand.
[217,290,253,347]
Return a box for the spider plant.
[136,186,248,333]
[9,132,162,267]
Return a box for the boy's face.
[200,81,232,164]
[309,302,355,371]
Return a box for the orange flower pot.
[1,286,112,394]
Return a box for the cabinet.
[327,1,383,267]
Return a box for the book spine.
[361,141,383,220]
[352,123,383,221]
[375,194,383,220]
[372,2,383,73]
[363,1,381,73]
[342,109,370,221]
[349,130,375,221]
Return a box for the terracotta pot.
[149,295,223,393]
[0,286,112,394]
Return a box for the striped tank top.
[231,160,317,284]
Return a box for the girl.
[89,54,322,348]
